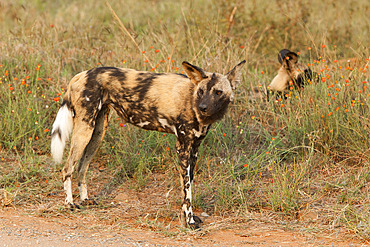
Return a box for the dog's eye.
[215,90,223,95]
[198,89,204,96]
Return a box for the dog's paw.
[65,202,80,211]
[80,198,98,207]
[188,215,203,230]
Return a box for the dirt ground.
[1,172,368,247]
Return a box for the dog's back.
[64,67,197,133]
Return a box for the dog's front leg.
[176,137,204,229]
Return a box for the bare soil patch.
[0,168,367,246]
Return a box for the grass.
[0,0,369,241]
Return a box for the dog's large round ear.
[226,60,246,90]
[182,61,207,85]
[286,52,298,64]
[279,50,299,71]
[278,49,292,65]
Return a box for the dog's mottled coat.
[51,60,245,229]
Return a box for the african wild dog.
[51,60,246,229]
[253,49,318,100]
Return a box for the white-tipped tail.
[51,104,73,164]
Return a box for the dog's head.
[182,60,245,125]
[269,49,316,92]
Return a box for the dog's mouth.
[197,108,211,117]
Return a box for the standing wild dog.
[253,49,318,100]
[51,60,246,229]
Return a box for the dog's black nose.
[199,104,207,112]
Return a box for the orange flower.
[223,133,226,137]
[155,49,159,53]
[54,97,60,102]
[9,86,13,91]
[44,128,49,133]
[244,164,248,168]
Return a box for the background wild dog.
[253,49,318,100]
[51,60,246,229]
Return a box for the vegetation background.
[0,0,369,241]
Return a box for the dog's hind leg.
[77,106,110,206]
[62,118,97,208]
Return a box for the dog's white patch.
[98,100,102,110]
[79,183,88,201]
[192,128,203,138]
[51,105,73,164]
[158,118,177,136]
[137,121,150,127]
[85,96,90,101]
[64,177,73,205]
